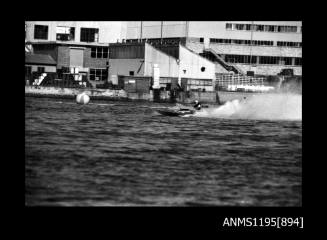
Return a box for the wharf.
[25,86,220,104]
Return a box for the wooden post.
[140,21,143,40]
[160,21,163,44]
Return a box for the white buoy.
[76,92,90,104]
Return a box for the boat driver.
[193,100,202,110]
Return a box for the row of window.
[56,26,75,41]
[26,66,108,81]
[34,25,99,43]
[34,25,48,39]
[80,28,99,42]
[226,23,300,33]
[89,68,107,81]
[209,38,302,48]
[25,66,46,75]
[187,79,212,86]
[210,38,274,46]
[125,38,181,45]
[277,41,302,47]
[224,54,302,66]
[91,47,109,58]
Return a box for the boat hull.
[157,109,195,117]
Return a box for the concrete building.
[27,41,110,87]
[25,53,57,74]
[25,21,124,44]
[25,21,127,86]
[123,21,302,76]
[109,42,216,92]
[25,21,301,90]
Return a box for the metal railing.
[216,73,265,87]
[215,73,273,92]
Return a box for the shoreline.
[25,86,300,105]
[25,86,221,104]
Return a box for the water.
[25,96,302,206]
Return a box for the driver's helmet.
[194,100,199,104]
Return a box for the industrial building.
[109,42,215,92]
[123,21,302,76]
[26,41,110,86]
[25,21,124,44]
[25,21,302,94]
[25,21,216,92]
[25,21,124,87]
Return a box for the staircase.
[202,48,245,75]
[33,73,47,86]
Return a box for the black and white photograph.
[25,21,302,209]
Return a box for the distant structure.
[25,21,301,93]
[25,21,123,87]
[123,21,302,76]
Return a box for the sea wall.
[25,86,220,104]
[25,86,128,101]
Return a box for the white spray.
[194,93,302,121]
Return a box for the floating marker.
[76,92,90,104]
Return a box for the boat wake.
[194,93,302,121]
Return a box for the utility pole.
[160,21,163,44]
[249,21,254,72]
[140,21,143,41]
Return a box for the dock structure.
[25,21,301,103]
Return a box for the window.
[295,58,302,66]
[279,26,288,32]
[282,57,293,65]
[199,38,204,43]
[37,67,45,73]
[259,56,280,65]
[277,41,302,48]
[268,25,275,32]
[129,71,134,76]
[226,23,232,30]
[224,54,299,66]
[25,66,31,76]
[34,25,48,39]
[290,26,297,32]
[209,38,274,46]
[226,23,299,33]
[235,24,245,30]
[56,26,75,41]
[257,25,264,31]
[89,68,107,81]
[91,47,109,58]
[225,55,245,64]
[80,28,99,42]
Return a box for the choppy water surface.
[25,97,302,206]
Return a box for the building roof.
[25,53,56,66]
[31,41,109,47]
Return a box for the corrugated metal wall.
[109,44,145,59]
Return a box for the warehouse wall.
[109,59,145,77]
[179,45,215,80]
[144,43,179,77]
[235,64,302,76]
[25,64,56,73]
[26,21,124,43]
[125,21,187,39]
